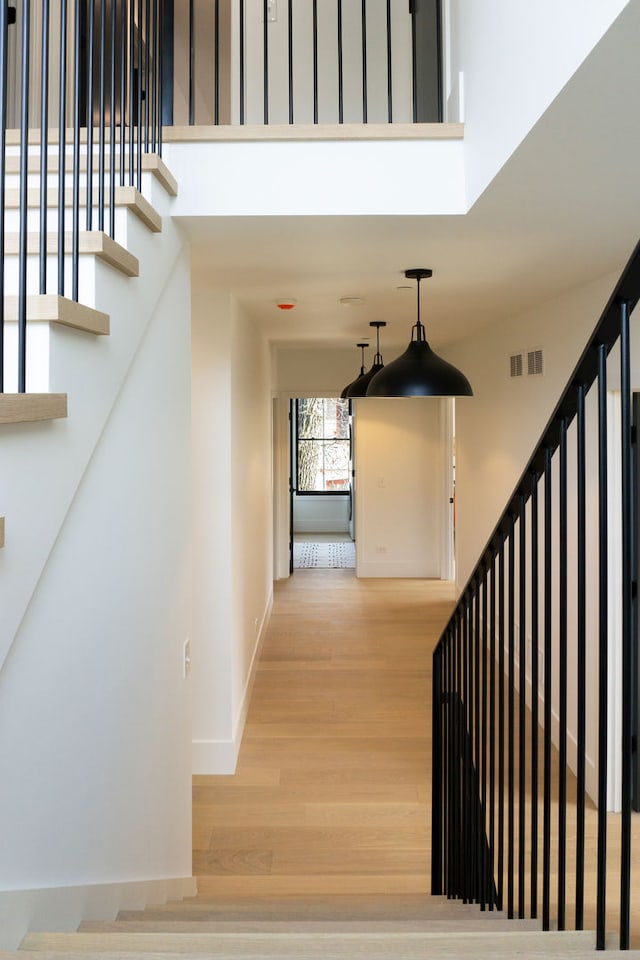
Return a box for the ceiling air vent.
[527,349,544,376]
[510,353,523,378]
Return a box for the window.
[296,398,350,493]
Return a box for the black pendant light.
[341,342,370,398]
[366,269,473,397]
[346,321,386,397]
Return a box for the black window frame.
[294,398,351,496]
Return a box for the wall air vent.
[528,349,544,376]
[510,353,523,378]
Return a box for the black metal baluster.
[386,0,392,123]
[213,0,219,124]
[109,0,116,239]
[518,493,526,919]
[263,0,268,123]
[432,645,443,895]
[619,300,633,951]
[152,0,159,144]
[558,417,568,931]
[337,0,343,123]
[360,0,367,122]
[489,548,497,909]
[455,609,463,897]
[144,0,150,149]
[239,0,245,124]
[497,531,505,911]
[443,635,450,897]
[0,0,7,391]
[507,514,515,918]
[473,581,481,901]
[287,0,293,123]
[462,597,470,902]
[72,0,82,299]
[575,383,587,930]
[87,0,95,227]
[530,471,539,919]
[188,0,194,124]
[98,0,106,231]
[18,0,31,390]
[58,0,68,297]
[596,343,608,952]
[136,0,142,189]
[480,562,489,909]
[129,0,135,183]
[39,0,50,295]
[158,0,163,154]
[410,0,417,122]
[312,0,318,123]
[542,446,553,931]
[120,0,127,184]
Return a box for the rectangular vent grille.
[528,349,544,376]
[510,353,523,378]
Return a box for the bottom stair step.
[79,917,543,934]
[17,929,626,959]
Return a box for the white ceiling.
[183,5,640,353]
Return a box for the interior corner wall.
[191,286,273,775]
[354,397,443,578]
[444,271,617,592]
[0,250,193,892]
[457,0,631,206]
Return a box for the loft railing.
[0,0,162,394]
[165,0,443,127]
[431,242,640,950]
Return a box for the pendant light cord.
[414,275,426,343]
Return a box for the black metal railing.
[167,0,443,127]
[0,0,162,394]
[432,241,640,949]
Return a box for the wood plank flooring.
[193,570,455,897]
[192,568,639,947]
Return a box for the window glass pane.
[296,398,350,492]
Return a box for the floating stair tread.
[5,186,162,233]
[19,929,602,957]
[80,917,543,933]
[4,232,138,277]
[5,153,178,196]
[0,394,67,423]
[4,295,109,335]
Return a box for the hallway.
[193,570,456,896]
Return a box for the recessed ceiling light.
[396,285,413,291]
[339,296,365,306]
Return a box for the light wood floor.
[192,569,639,946]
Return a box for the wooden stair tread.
[4,232,138,277]
[80,917,543,933]
[5,153,178,196]
[4,186,162,233]
[4,295,109,335]
[0,394,67,423]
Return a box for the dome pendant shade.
[366,339,472,397]
[366,268,472,398]
[341,342,370,398]
[344,322,386,398]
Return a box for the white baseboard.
[192,590,273,776]
[0,875,196,949]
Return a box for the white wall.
[191,287,273,774]
[455,0,632,205]
[0,249,193,898]
[355,397,443,577]
[445,272,617,592]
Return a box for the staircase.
[5,894,640,958]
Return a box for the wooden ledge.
[5,232,139,278]
[4,295,109,335]
[163,122,464,143]
[0,394,67,424]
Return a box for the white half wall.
[354,397,444,578]
[191,287,273,774]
